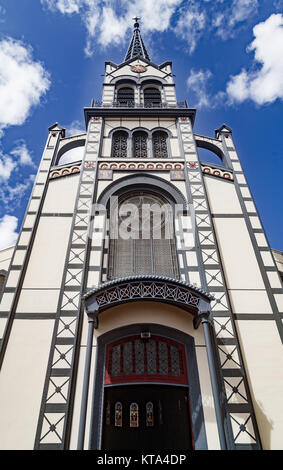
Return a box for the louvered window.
[152,131,168,158]
[117,87,135,107]
[143,87,161,107]
[108,193,179,279]
[133,131,148,158]
[112,131,128,158]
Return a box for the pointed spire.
[124,17,151,62]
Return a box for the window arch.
[108,192,179,279]
[143,87,161,107]
[117,87,135,107]
[152,131,168,158]
[111,130,128,158]
[105,335,187,385]
[132,131,148,158]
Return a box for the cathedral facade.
[0,21,283,450]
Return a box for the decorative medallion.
[170,170,185,181]
[98,169,113,180]
[131,64,147,73]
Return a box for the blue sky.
[0,0,282,250]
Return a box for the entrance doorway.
[102,384,192,450]
[101,334,193,450]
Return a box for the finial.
[132,16,140,28]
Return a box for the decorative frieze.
[49,164,81,180]
[201,164,233,181]
[99,161,184,171]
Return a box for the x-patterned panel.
[179,118,261,449]
[35,117,102,449]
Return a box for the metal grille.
[152,131,168,158]
[144,87,161,107]
[108,193,179,279]
[133,131,148,158]
[112,130,128,157]
[117,87,134,107]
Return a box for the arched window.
[152,131,168,158]
[112,130,128,158]
[143,87,161,107]
[117,87,135,107]
[133,131,148,158]
[108,192,179,279]
[105,335,187,385]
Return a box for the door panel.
[102,385,192,450]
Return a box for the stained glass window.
[111,344,121,377]
[130,403,139,427]
[123,341,133,376]
[146,402,154,427]
[146,339,157,375]
[133,131,148,158]
[112,130,128,157]
[105,335,187,385]
[134,339,145,375]
[170,345,181,377]
[152,131,168,158]
[115,402,122,427]
[158,400,163,425]
[158,341,169,375]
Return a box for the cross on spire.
[124,17,151,62]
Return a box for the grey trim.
[178,119,262,450]
[97,173,187,209]
[84,107,196,127]
[88,323,208,450]
[34,117,104,450]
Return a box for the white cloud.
[10,141,34,167]
[66,120,86,136]
[0,214,18,250]
[213,0,258,39]
[0,141,34,184]
[186,68,225,108]
[174,2,206,54]
[0,155,16,181]
[42,0,183,55]
[230,0,258,26]
[0,37,50,133]
[41,0,83,14]
[226,14,283,105]
[187,69,212,107]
